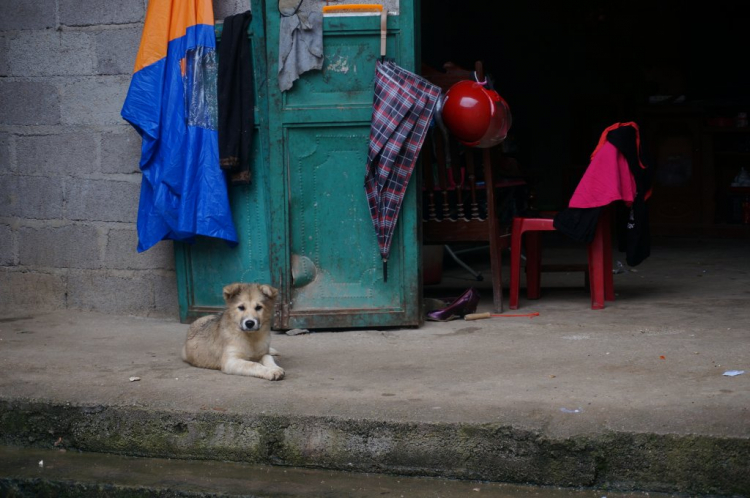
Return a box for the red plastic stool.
[509,206,614,310]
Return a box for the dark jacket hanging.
[218,10,254,184]
[607,124,653,267]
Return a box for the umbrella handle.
[383,259,388,283]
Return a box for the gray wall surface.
[0,0,399,318]
[0,0,249,318]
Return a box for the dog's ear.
[260,284,278,300]
[222,283,243,303]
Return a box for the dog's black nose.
[244,319,257,330]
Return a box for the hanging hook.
[379,8,387,62]
[473,61,486,85]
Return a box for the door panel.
[283,30,399,109]
[286,125,405,312]
[266,3,421,329]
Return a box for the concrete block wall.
[0,0,247,318]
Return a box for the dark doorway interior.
[421,0,750,237]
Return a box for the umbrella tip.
[383,259,388,283]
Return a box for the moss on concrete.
[1,399,748,495]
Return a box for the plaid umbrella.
[365,60,441,281]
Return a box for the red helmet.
[440,80,512,148]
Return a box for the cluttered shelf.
[704,127,750,134]
[715,151,750,157]
[639,105,750,237]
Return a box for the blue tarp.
[121,1,238,252]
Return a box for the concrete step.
[0,399,747,496]
[0,445,683,498]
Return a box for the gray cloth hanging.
[278,1,324,92]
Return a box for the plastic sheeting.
[121,0,237,252]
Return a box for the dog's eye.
[254,305,263,311]
[238,305,246,311]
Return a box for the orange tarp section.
[133,0,214,72]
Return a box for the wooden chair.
[421,61,525,313]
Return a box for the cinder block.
[0,0,56,31]
[0,81,60,126]
[65,178,139,223]
[95,28,141,75]
[60,0,144,26]
[105,229,175,270]
[151,273,180,318]
[19,225,101,269]
[102,129,141,174]
[16,133,97,175]
[67,271,152,315]
[214,0,250,21]
[0,175,64,219]
[60,76,131,126]
[8,31,95,77]
[0,36,8,76]
[0,133,9,173]
[0,224,14,266]
[0,271,66,315]
[0,176,11,218]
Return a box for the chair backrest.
[422,118,488,223]
[421,61,476,93]
[421,61,512,242]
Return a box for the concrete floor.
[0,236,748,495]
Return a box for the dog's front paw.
[269,347,280,356]
[264,366,285,381]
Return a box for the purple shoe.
[426,288,481,322]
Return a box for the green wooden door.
[265,0,422,329]
[176,1,422,329]
[175,1,271,323]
